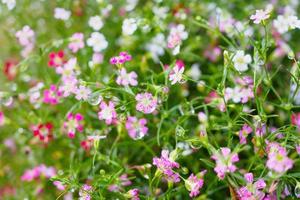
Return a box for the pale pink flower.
[98,101,117,125]
[15,25,35,46]
[169,60,185,85]
[59,76,78,97]
[53,181,66,191]
[68,33,85,53]
[56,58,77,80]
[79,184,92,200]
[116,68,138,86]
[250,9,271,24]
[75,85,91,101]
[211,147,239,179]
[237,173,266,200]
[239,124,252,144]
[185,172,206,197]
[135,92,157,114]
[167,24,188,55]
[125,116,148,139]
[64,113,84,138]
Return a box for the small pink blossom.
[43,85,62,105]
[75,85,92,101]
[186,172,206,197]
[79,184,92,200]
[125,116,148,139]
[169,60,185,85]
[59,76,78,97]
[98,101,117,125]
[15,25,35,46]
[0,111,4,126]
[250,8,271,24]
[126,188,140,200]
[211,147,239,179]
[238,124,252,144]
[56,58,77,80]
[291,113,300,130]
[167,24,188,55]
[68,33,85,53]
[135,92,157,114]
[153,150,180,183]
[53,181,66,191]
[21,164,56,182]
[237,173,266,200]
[110,52,132,65]
[64,113,84,138]
[116,68,138,86]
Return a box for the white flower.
[169,63,185,85]
[122,18,138,35]
[145,33,165,62]
[287,15,300,29]
[54,8,71,20]
[125,0,138,11]
[87,32,108,52]
[152,6,169,19]
[88,16,103,31]
[187,64,201,80]
[2,0,16,10]
[232,50,252,72]
[273,15,300,34]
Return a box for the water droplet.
[87,93,102,106]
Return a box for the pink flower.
[110,52,132,65]
[53,181,66,191]
[237,173,266,200]
[98,101,117,125]
[153,150,180,183]
[169,60,185,85]
[79,184,92,200]
[185,172,206,197]
[291,113,300,130]
[15,25,35,46]
[211,147,239,179]
[116,68,138,86]
[74,85,92,101]
[31,122,54,144]
[125,116,148,139]
[205,91,226,112]
[43,85,62,105]
[135,92,157,114]
[56,58,77,80]
[64,113,84,138]
[239,124,252,144]
[48,50,65,67]
[68,33,85,53]
[167,24,188,55]
[250,8,271,24]
[21,164,56,182]
[91,53,103,65]
[126,188,140,200]
[0,111,4,126]
[266,142,293,174]
[59,76,78,97]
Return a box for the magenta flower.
[53,181,66,191]
[291,113,300,130]
[21,164,56,182]
[64,113,84,138]
[237,173,266,200]
[211,147,239,179]
[266,142,293,174]
[43,85,62,105]
[169,60,185,85]
[153,150,180,183]
[110,52,132,65]
[135,92,157,114]
[185,172,206,197]
[239,124,252,144]
[79,184,93,200]
[116,68,138,86]
[98,101,117,125]
[0,111,4,126]
[125,116,148,139]
[68,32,85,53]
[126,188,140,200]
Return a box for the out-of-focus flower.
[3,59,18,80]
[59,77,78,97]
[16,26,35,46]
[122,18,138,35]
[74,85,91,101]
[56,58,77,80]
[48,50,65,68]
[87,32,108,52]
[43,85,62,105]
[54,8,71,20]
[266,142,293,174]
[64,113,84,138]
[291,113,300,130]
[68,33,85,53]
[125,116,148,139]
[153,150,181,183]
[169,60,185,85]
[116,68,138,86]
[21,164,56,181]
[98,101,117,125]
[250,7,272,24]
[31,122,54,144]
[167,24,188,55]
[53,181,66,191]
[88,15,103,31]
[126,188,140,200]
[232,50,252,72]
[2,0,16,10]
[79,184,92,200]
[135,92,157,114]
[211,147,239,179]
[238,124,252,144]
[204,46,222,62]
[237,173,266,200]
[205,91,226,112]
[0,111,4,126]
[110,52,132,65]
[273,15,300,34]
[145,33,165,62]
